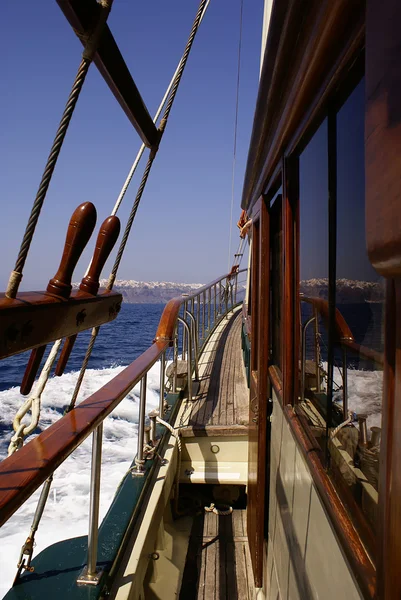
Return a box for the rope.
[330,411,354,439]
[6,1,113,299]
[8,339,62,455]
[205,502,233,516]
[156,416,182,515]
[156,416,182,452]
[227,0,244,271]
[67,326,100,411]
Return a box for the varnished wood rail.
[301,295,384,365]
[0,341,168,527]
[0,269,247,527]
[0,290,122,360]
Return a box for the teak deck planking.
[180,509,255,600]
[180,310,249,437]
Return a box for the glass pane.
[331,78,383,533]
[299,121,329,417]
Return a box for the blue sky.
[0,1,261,289]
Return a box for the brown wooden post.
[247,197,270,586]
[366,1,401,596]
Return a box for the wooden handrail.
[300,295,384,365]
[301,295,354,342]
[0,340,168,526]
[0,269,247,526]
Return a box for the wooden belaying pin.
[55,215,121,377]
[20,202,97,395]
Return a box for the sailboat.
[1,0,401,598]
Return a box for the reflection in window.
[269,191,283,368]
[298,79,383,540]
[299,120,330,419]
[331,79,383,533]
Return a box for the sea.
[0,304,165,597]
[0,302,384,596]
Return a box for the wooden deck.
[181,310,249,437]
[179,509,255,600]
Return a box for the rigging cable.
[67,0,210,414]
[5,0,113,299]
[227,0,244,272]
[10,0,210,579]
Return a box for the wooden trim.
[250,219,260,372]
[268,365,283,401]
[284,405,376,599]
[0,290,122,359]
[180,425,249,438]
[247,198,270,587]
[242,0,365,212]
[56,0,159,148]
[377,279,400,598]
[301,295,354,342]
[365,0,401,277]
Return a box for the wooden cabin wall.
[365,0,401,597]
[247,198,270,586]
[241,0,401,598]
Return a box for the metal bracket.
[77,566,103,586]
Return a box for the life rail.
[0,268,247,586]
[300,294,383,418]
[300,294,384,365]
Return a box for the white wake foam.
[0,363,161,597]
[329,363,383,432]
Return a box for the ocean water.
[0,304,165,597]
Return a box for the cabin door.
[247,198,270,587]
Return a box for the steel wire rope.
[5,0,113,299]
[227,0,244,271]
[12,0,212,580]
[68,0,210,411]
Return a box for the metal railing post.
[173,324,178,393]
[214,284,217,324]
[301,315,316,403]
[182,300,187,360]
[208,286,211,332]
[202,291,206,340]
[134,375,147,475]
[196,295,200,347]
[225,277,228,316]
[185,310,199,381]
[178,316,192,402]
[78,423,103,585]
[313,307,321,393]
[342,346,348,417]
[159,351,165,416]
[234,272,238,305]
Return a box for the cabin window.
[299,120,329,408]
[297,78,384,543]
[269,192,283,369]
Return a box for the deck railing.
[300,295,383,418]
[0,268,247,585]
